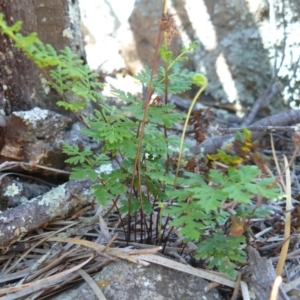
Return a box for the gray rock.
[49,260,224,300]
[0,108,71,168]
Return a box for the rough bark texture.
[247,246,289,300]
[0,0,85,116]
[0,179,92,250]
[124,0,185,74]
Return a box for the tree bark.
[0,179,93,250]
[0,0,85,116]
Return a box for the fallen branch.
[197,109,300,154]
[0,179,93,249]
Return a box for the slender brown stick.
[127,0,166,242]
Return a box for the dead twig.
[275,155,292,276]
[128,246,162,255]
[197,109,300,154]
[217,126,300,135]
[0,256,93,299]
[47,236,149,266]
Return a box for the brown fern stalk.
[127,0,168,243]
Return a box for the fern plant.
[0,9,281,280]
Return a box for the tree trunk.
[0,0,85,116]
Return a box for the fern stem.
[174,84,206,187]
[127,0,167,243]
[163,15,170,174]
